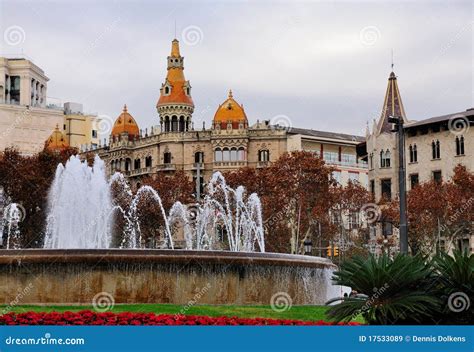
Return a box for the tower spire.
[376,70,407,134]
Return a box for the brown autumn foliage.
[0,147,77,247]
[223,151,356,254]
[383,165,474,255]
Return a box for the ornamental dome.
[45,124,69,152]
[213,90,248,129]
[111,104,140,140]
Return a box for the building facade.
[0,57,63,155]
[87,39,367,190]
[364,70,474,253]
[63,102,101,149]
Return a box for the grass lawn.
[0,304,364,323]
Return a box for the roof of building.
[111,105,140,138]
[376,71,407,134]
[405,108,474,128]
[157,39,194,107]
[45,125,69,151]
[287,127,365,143]
[213,90,248,125]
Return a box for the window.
[341,153,356,165]
[145,156,152,167]
[195,151,204,163]
[230,148,238,161]
[164,152,172,164]
[456,136,465,156]
[348,172,359,183]
[370,180,375,195]
[258,150,270,162]
[10,76,20,104]
[381,179,392,200]
[63,124,67,130]
[348,212,360,230]
[410,174,419,189]
[92,130,97,138]
[323,151,338,163]
[222,148,230,161]
[332,171,341,184]
[380,149,391,168]
[214,148,223,162]
[164,86,170,95]
[384,150,391,167]
[409,144,417,163]
[433,170,442,183]
[237,147,245,161]
[432,140,440,159]
[171,116,178,132]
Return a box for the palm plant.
[326,254,441,324]
[431,250,473,324]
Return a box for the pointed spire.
[376,70,407,134]
[228,89,233,99]
[171,39,180,57]
[123,104,128,112]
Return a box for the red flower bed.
[0,311,361,326]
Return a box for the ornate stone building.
[88,39,367,190]
[363,70,474,254]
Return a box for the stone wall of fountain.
[0,249,342,305]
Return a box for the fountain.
[0,155,345,306]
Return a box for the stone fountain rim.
[0,249,336,269]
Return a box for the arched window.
[456,136,465,156]
[385,150,391,167]
[164,86,170,95]
[179,116,185,132]
[413,144,417,162]
[164,116,170,132]
[409,145,413,163]
[134,159,141,169]
[258,149,270,162]
[223,148,230,161]
[164,152,172,164]
[125,158,131,171]
[171,116,178,132]
[432,140,440,159]
[238,147,245,161]
[214,148,223,162]
[230,147,238,161]
[195,151,204,163]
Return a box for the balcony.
[257,161,270,168]
[157,163,176,171]
[324,159,368,169]
[129,166,154,176]
[214,161,247,168]
[192,162,205,170]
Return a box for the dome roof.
[157,39,194,107]
[45,124,69,151]
[213,90,248,127]
[111,105,140,139]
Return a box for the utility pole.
[388,115,408,254]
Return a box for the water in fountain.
[2,203,23,249]
[44,155,113,249]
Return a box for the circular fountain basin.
[0,249,341,306]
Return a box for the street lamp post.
[304,238,313,255]
[388,115,408,254]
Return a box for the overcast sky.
[0,0,472,136]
